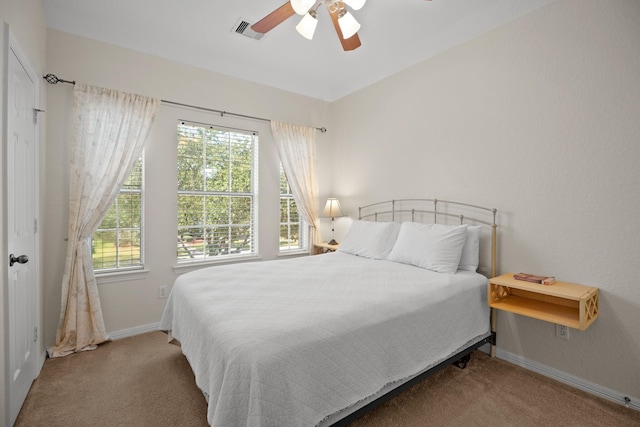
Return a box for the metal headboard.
[358,199,498,278]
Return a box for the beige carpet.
[16,331,640,426]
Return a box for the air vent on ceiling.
[232,18,265,40]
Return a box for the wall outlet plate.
[158,286,168,299]
[555,324,569,340]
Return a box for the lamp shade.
[338,11,360,39]
[290,0,315,15]
[322,198,345,218]
[296,12,318,40]
[344,0,366,10]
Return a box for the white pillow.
[337,221,401,260]
[387,222,468,274]
[458,225,482,272]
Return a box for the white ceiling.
[42,0,554,101]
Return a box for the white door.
[6,39,40,426]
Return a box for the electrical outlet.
[158,286,168,299]
[555,324,569,340]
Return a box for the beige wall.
[329,0,640,400]
[15,0,640,419]
[44,30,332,344]
[0,1,47,425]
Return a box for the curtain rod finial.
[43,73,76,85]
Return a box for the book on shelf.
[513,273,556,285]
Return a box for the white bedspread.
[159,252,489,426]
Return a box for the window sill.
[173,255,263,274]
[95,268,149,285]
[277,250,309,258]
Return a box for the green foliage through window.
[177,122,258,261]
[280,168,307,251]
[92,158,143,271]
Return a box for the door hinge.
[33,326,38,342]
[34,218,38,234]
[33,108,45,125]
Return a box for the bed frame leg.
[453,353,471,369]
[490,308,497,357]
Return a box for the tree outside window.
[177,122,258,261]
[280,168,307,252]
[92,158,143,271]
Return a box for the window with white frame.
[177,122,258,261]
[92,157,144,271]
[279,168,308,252]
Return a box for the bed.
[159,198,498,426]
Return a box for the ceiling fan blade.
[251,2,296,33]
[329,8,362,51]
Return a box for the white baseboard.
[108,322,160,341]
[496,348,639,412]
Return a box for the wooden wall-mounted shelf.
[489,273,599,330]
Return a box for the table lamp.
[322,198,345,245]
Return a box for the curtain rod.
[43,74,327,133]
[162,100,327,133]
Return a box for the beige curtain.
[48,84,159,358]
[270,121,321,250]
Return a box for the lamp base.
[328,239,339,245]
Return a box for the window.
[177,122,258,262]
[92,158,144,271]
[279,168,308,252]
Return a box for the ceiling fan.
[252,0,433,52]
[251,0,367,51]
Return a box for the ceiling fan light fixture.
[253,0,363,51]
[338,10,360,39]
[290,0,315,16]
[296,11,318,40]
[343,0,366,11]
